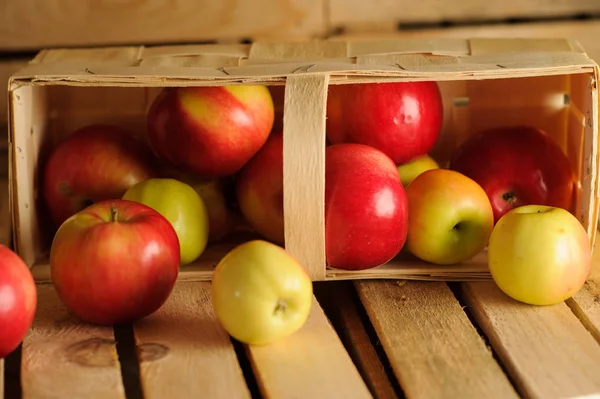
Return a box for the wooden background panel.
[329,0,600,31]
[0,0,325,51]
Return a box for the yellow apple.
[405,169,494,265]
[211,240,313,345]
[488,205,592,306]
[122,178,209,265]
[397,154,439,187]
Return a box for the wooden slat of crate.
[246,295,373,399]
[330,20,600,63]
[132,281,250,399]
[0,178,10,247]
[329,1,600,32]
[20,284,126,399]
[461,281,600,398]
[567,258,600,342]
[354,280,518,398]
[0,358,3,399]
[315,281,399,399]
[0,0,325,51]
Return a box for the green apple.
[180,177,236,243]
[211,240,313,345]
[405,169,494,265]
[488,205,592,306]
[123,178,209,265]
[397,154,439,187]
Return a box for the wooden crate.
[1,240,600,398]
[0,0,325,51]
[7,38,600,283]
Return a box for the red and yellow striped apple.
[488,205,591,306]
[450,126,575,224]
[42,124,158,228]
[326,81,444,164]
[405,169,494,265]
[50,199,181,325]
[146,85,275,178]
[0,245,36,359]
[236,131,285,244]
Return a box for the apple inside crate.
[8,38,599,283]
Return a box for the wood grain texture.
[132,281,250,399]
[0,358,3,399]
[20,284,125,399]
[315,281,399,399]
[329,0,600,29]
[246,295,373,399]
[1,59,30,126]
[462,281,600,398]
[355,280,518,399]
[0,178,10,248]
[0,0,325,51]
[567,245,600,343]
[282,74,329,280]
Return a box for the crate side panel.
[0,0,325,51]
[355,280,518,398]
[20,284,125,399]
[461,281,600,398]
[329,0,600,29]
[246,295,372,399]
[133,281,250,399]
[11,86,48,266]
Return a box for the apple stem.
[502,191,517,204]
[110,207,119,222]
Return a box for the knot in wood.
[138,343,170,362]
[64,337,116,367]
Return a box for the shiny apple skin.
[326,81,444,164]
[42,124,158,228]
[325,143,409,270]
[236,131,285,244]
[0,245,37,358]
[50,199,181,325]
[450,126,575,223]
[146,85,274,178]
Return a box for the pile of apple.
[2,78,592,354]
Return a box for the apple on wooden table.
[146,85,275,178]
[405,168,495,265]
[50,199,181,325]
[211,240,313,345]
[123,178,210,265]
[326,81,444,164]
[0,245,37,358]
[42,124,158,228]
[450,125,575,223]
[488,205,592,306]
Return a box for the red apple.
[236,136,409,270]
[325,143,409,270]
[42,124,158,228]
[50,199,180,325]
[236,131,285,244]
[146,85,274,178]
[449,125,575,223]
[0,245,37,358]
[326,81,444,164]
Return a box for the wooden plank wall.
[1,0,600,50]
